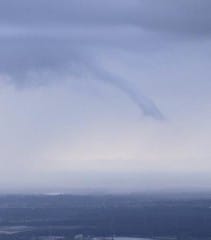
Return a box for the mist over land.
[1,170,211,195]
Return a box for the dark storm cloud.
[0,38,77,82]
[0,36,163,119]
[0,0,210,35]
[2,0,210,119]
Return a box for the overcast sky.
[0,0,211,193]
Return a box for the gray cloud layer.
[0,0,211,35]
[1,0,211,118]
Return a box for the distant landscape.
[0,194,211,240]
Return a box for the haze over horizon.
[0,0,211,193]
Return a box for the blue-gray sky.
[0,0,211,193]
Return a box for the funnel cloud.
[84,61,164,119]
